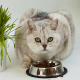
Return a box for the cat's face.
[26,19,61,55]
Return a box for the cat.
[15,8,75,68]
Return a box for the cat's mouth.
[42,49,48,51]
[41,49,48,54]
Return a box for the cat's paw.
[21,62,31,68]
[52,57,60,61]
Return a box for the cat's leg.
[58,11,75,60]
[15,20,28,58]
[47,11,75,60]
[21,54,31,68]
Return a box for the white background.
[0,0,80,80]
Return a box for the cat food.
[33,60,58,68]
[54,75,57,78]
[60,75,63,77]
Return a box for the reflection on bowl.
[29,60,64,77]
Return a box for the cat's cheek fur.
[47,33,61,51]
[26,35,43,54]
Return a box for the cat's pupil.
[48,37,53,42]
[35,37,41,42]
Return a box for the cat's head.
[26,19,61,55]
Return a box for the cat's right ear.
[27,20,36,33]
[50,19,58,30]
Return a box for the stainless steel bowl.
[29,60,64,77]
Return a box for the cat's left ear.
[50,19,58,30]
[27,20,36,32]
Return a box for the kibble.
[54,75,57,78]
[60,75,63,77]
[33,60,58,68]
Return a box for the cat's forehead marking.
[36,22,48,27]
[34,19,52,26]
[34,20,52,42]
[42,26,45,30]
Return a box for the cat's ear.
[27,20,36,32]
[50,19,58,30]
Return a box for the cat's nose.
[43,45,47,49]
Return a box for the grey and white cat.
[15,8,75,68]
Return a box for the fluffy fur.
[15,9,75,68]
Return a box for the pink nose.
[43,45,47,48]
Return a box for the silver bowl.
[29,60,64,77]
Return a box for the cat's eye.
[48,37,53,42]
[35,37,41,43]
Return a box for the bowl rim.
[26,67,67,78]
